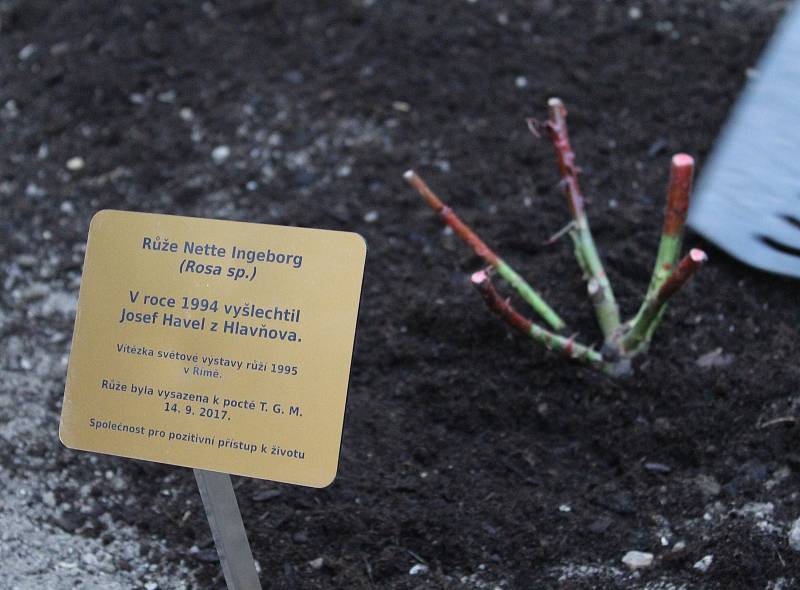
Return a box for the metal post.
[193,469,263,590]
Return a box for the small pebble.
[252,489,282,502]
[66,157,85,171]
[644,462,672,474]
[42,491,57,508]
[192,548,219,562]
[697,348,735,369]
[693,554,713,573]
[57,561,78,569]
[628,6,642,20]
[19,44,37,60]
[409,563,429,576]
[144,583,159,590]
[25,184,45,199]
[515,76,528,88]
[14,283,50,302]
[157,90,176,103]
[212,145,231,164]
[3,99,19,119]
[621,550,653,570]
[364,210,379,223]
[308,557,324,570]
[788,518,800,551]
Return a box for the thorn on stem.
[526,118,543,138]
[544,221,576,245]
[564,333,580,355]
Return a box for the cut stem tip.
[664,153,695,237]
[671,153,694,170]
[656,248,707,305]
[403,169,445,211]
[472,271,603,368]
[471,269,489,285]
[689,248,708,263]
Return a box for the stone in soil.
[621,550,654,570]
[789,518,800,552]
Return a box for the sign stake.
[194,469,263,590]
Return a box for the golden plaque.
[60,210,366,487]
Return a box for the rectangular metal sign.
[59,210,366,487]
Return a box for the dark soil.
[2,1,799,588]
